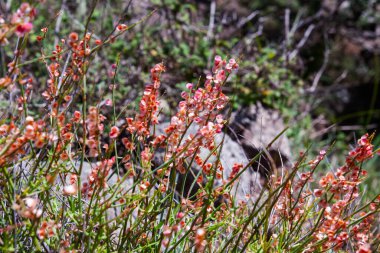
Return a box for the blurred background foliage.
[1,0,379,196]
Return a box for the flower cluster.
[163,56,238,177]
[41,32,93,101]
[306,134,376,252]
[0,116,47,165]
[86,106,106,157]
[268,134,378,252]
[228,163,243,181]
[37,220,59,239]
[12,197,42,220]
[11,3,35,36]
[81,157,115,198]
[67,32,93,80]
[0,2,35,45]
[126,63,165,138]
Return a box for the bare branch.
[207,0,216,39]
[237,11,259,29]
[289,24,315,61]
[309,34,330,92]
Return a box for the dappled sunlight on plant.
[0,2,379,252]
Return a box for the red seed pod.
[69,32,79,41]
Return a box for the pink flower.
[181,91,188,99]
[214,55,222,66]
[104,99,113,106]
[176,212,185,219]
[109,126,120,139]
[116,24,128,32]
[226,58,239,73]
[73,111,81,122]
[314,189,323,197]
[16,22,33,37]
[216,114,224,124]
[213,55,225,73]
[186,83,193,89]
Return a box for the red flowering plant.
[0,2,379,253]
[264,134,380,253]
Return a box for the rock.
[228,102,291,180]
